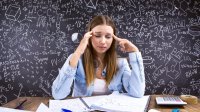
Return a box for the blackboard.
[0,0,200,105]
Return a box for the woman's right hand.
[75,31,93,55]
[70,31,93,67]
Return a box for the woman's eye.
[95,35,101,38]
[106,36,111,39]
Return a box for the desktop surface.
[148,95,200,112]
[2,95,200,112]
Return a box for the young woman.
[52,15,145,99]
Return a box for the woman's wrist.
[69,50,82,67]
[128,42,139,52]
[130,47,139,52]
[74,49,82,56]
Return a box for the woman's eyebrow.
[94,32,101,34]
[93,32,112,35]
[106,33,112,36]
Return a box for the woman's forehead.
[92,25,114,34]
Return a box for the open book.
[49,92,150,112]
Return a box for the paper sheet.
[0,107,32,112]
[49,98,90,112]
[36,103,52,112]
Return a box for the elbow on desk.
[52,91,67,100]
[129,90,145,98]
[51,87,69,100]
[129,85,145,98]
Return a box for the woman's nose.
[100,37,106,44]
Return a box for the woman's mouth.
[98,46,107,49]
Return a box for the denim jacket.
[52,52,145,99]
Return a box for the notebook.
[49,92,150,112]
[83,92,150,112]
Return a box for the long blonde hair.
[83,15,118,86]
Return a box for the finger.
[112,34,122,42]
[87,31,93,36]
[119,41,125,49]
[84,31,93,39]
[89,30,93,34]
[88,31,93,38]
[120,47,126,53]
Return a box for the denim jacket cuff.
[128,52,142,62]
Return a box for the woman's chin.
[96,50,107,54]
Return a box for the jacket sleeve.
[122,52,145,98]
[51,54,77,99]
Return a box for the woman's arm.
[70,31,93,67]
[122,52,145,97]
[52,54,77,99]
[112,34,145,97]
[52,31,92,99]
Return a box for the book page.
[49,98,89,112]
[81,95,108,107]
[89,93,150,112]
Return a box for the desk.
[2,97,50,111]
[148,95,200,112]
[2,95,200,112]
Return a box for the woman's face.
[91,25,114,55]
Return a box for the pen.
[15,99,27,109]
[61,108,72,112]
[172,108,180,112]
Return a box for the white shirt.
[92,78,109,95]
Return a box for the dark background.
[0,0,200,105]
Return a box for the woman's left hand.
[113,34,139,52]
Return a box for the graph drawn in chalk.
[84,0,98,9]
[5,5,21,21]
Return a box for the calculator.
[156,96,187,106]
